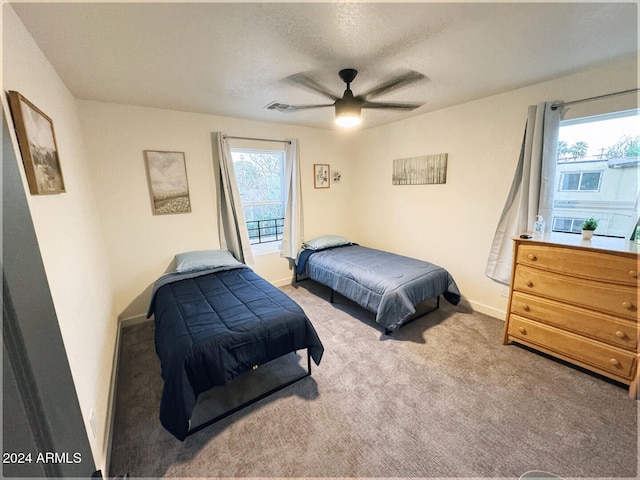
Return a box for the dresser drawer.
[507,315,637,380]
[517,244,638,285]
[513,265,638,321]
[511,292,638,350]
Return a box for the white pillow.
[174,250,241,273]
[302,234,351,251]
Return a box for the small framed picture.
[332,170,342,184]
[314,164,330,189]
[144,150,192,215]
[7,90,65,194]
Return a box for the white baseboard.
[461,298,506,320]
[102,321,122,477]
[271,276,294,288]
[119,313,150,327]
[103,314,152,476]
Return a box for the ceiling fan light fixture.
[335,112,362,128]
[334,95,362,128]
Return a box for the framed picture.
[314,164,330,189]
[332,170,342,184]
[7,90,65,194]
[144,150,192,215]
[392,153,448,185]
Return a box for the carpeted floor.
[109,281,638,479]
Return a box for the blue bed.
[147,250,324,440]
[296,236,460,333]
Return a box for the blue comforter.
[147,265,324,440]
[298,245,460,331]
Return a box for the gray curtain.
[211,132,254,265]
[485,102,562,284]
[281,139,304,262]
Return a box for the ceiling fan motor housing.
[338,68,358,87]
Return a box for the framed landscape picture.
[144,150,192,215]
[7,90,65,194]
[314,164,330,189]
[392,153,448,185]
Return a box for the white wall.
[2,5,118,473]
[77,101,354,318]
[350,54,638,318]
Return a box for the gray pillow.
[174,250,241,273]
[302,234,351,251]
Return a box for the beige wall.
[2,5,118,473]
[350,54,638,318]
[77,101,354,318]
[3,1,637,471]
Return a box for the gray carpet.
[109,281,638,478]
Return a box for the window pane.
[243,204,284,222]
[561,173,580,191]
[231,148,285,247]
[552,109,639,238]
[553,217,573,231]
[579,172,600,191]
[232,151,284,205]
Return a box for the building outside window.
[551,109,639,237]
[231,148,285,252]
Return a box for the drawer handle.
[527,254,537,261]
[629,270,638,279]
[526,281,534,288]
[522,304,531,312]
[518,326,526,334]
[609,358,621,367]
[615,331,627,339]
[622,301,634,310]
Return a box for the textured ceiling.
[10,1,639,130]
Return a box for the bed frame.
[186,349,312,438]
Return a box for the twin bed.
[147,250,323,440]
[148,239,460,439]
[296,235,461,334]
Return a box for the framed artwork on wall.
[314,164,330,189]
[392,153,448,185]
[332,170,342,184]
[144,150,192,215]
[7,90,65,194]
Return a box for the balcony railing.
[247,218,284,245]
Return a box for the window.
[231,148,285,251]
[552,217,585,234]
[559,171,602,191]
[551,109,639,237]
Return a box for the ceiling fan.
[267,68,426,127]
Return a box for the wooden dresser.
[503,233,639,398]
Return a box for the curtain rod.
[551,88,639,110]
[223,135,291,144]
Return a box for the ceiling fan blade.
[284,73,341,101]
[283,104,335,111]
[362,101,423,111]
[266,102,334,113]
[360,71,426,100]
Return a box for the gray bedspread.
[302,245,460,331]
